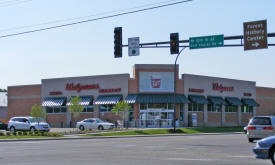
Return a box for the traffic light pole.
[173,47,186,132]
[123,33,275,48]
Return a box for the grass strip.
[0,136,51,139]
[83,127,243,137]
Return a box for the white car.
[76,118,114,131]
[8,116,50,133]
[247,116,275,142]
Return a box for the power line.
[0,0,193,39]
[0,0,181,32]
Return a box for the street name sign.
[189,34,224,49]
[243,20,268,51]
[128,37,140,56]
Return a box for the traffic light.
[170,33,179,54]
[114,27,122,58]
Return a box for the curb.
[0,132,244,142]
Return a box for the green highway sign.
[189,34,224,49]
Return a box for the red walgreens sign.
[66,83,99,92]
[99,88,121,93]
[49,91,63,95]
[65,83,121,93]
[189,88,204,93]
[213,83,234,93]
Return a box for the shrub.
[12,132,17,136]
[34,131,39,136]
[46,132,62,137]
[6,132,11,136]
[0,132,4,136]
[23,132,28,136]
[167,129,184,133]
[17,132,23,136]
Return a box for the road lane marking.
[166,158,224,161]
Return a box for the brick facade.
[256,87,275,116]
[8,84,41,119]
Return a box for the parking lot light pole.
[173,47,186,132]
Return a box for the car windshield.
[96,119,103,123]
[29,117,45,123]
[249,117,271,125]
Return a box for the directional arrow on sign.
[252,42,260,47]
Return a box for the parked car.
[253,135,275,165]
[0,120,7,130]
[76,118,114,131]
[8,116,50,132]
[247,116,275,142]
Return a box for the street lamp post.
[173,47,186,132]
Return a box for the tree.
[111,101,131,128]
[68,96,83,127]
[0,88,7,92]
[30,104,47,125]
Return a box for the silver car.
[8,116,50,132]
[253,135,275,165]
[76,118,114,131]
[247,116,275,142]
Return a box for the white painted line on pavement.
[166,158,224,161]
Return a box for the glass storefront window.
[225,105,238,113]
[46,106,67,114]
[180,104,183,121]
[208,104,221,112]
[140,103,147,110]
[188,103,203,112]
[100,105,115,112]
[161,112,168,119]
[148,103,167,109]
[241,105,253,113]
[168,104,174,110]
[168,112,173,119]
[128,104,134,121]
[140,103,175,110]
[82,106,94,113]
[140,112,146,120]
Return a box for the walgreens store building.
[7,64,275,127]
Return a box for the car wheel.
[271,148,275,165]
[248,138,254,143]
[10,126,16,133]
[30,127,36,133]
[79,125,85,131]
[98,125,104,130]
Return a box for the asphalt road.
[0,134,271,165]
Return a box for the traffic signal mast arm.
[122,32,275,48]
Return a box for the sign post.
[128,37,140,56]
[189,34,224,49]
[243,20,268,51]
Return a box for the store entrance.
[140,110,174,128]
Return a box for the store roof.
[125,94,190,104]
[0,92,7,107]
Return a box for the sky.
[0,0,274,89]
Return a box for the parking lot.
[0,133,271,165]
